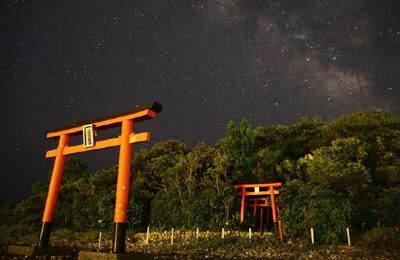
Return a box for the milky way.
[1,0,399,204]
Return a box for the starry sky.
[1,0,399,205]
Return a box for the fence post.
[222,228,225,239]
[278,220,283,242]
[346,228,351,246]
[249,228,252,240]
[146,226,150,244]
[310,228,314,244]
[97,232,102,251]
[171,228,174,245]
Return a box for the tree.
[219,119,257,183]
[47,156,90,184]
[280,137,373,243]
[129,140,190,231]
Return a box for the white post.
[146,226,150,244]
[222,228,225,239]
[346,228,351,246]
[171,228,174,245]
[97,232,102,251]
[249,228,252,240]
[196,228,199,240]
[311,228,314,244]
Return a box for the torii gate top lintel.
[234,183,282,189]
[45,102,163,138]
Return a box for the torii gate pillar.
[37,102,162,253]
[112,119,133,252]
[38,134,70,246]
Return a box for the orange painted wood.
[278,221,284,241]
[46,110,155,138]
[234,183,282,188]
[249,198,269,207]
[235,183,282,224]
[240,187,245,223]
[237,190,279,196]
[42,134,70,222]
[249,198,268,201]
[46,137,121,157]
[250,203,269,207]
[45,132,150,158]
[66,137,121,155]
[129,132,150,143]
[270,187,277,222]
[114,119,133,223]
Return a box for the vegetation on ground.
[1,228,398,259]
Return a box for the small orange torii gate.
[39,102,162,253]
[234,183,283,241]
[249,198,271,231]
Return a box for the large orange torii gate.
[39,102,162,253]
[234,183,283,241]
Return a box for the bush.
[358,227,400,251]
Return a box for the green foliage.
[0,193,46,237]
[254,117,327,160]
[31,182,48,194]
[47,156,90,184]
[374,187,400,227]
[280,138,372,243]
[1,111,399,246]
[145,142,237,231]
[53,162,117,231]
[276,112,400,244]
[359,227,400,250]
[219,119,257,183]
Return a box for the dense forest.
[1,111,399,245]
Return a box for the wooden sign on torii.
[38,102,162,253]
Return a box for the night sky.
[1,0,399,205]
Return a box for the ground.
[1,230,398,259]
